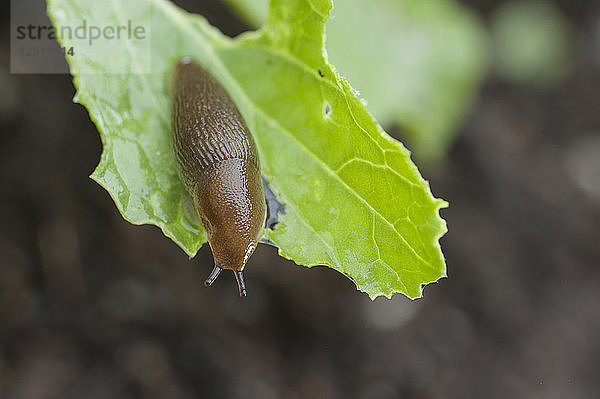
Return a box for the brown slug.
[170,57,266,297]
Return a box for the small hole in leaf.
[323,101,332,118]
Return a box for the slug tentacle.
[204,265,223,287]
[234,271,247,297]
[171,58,266,296]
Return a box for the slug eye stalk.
[234,271,247,297]
[170,57,266,297]
[203,266,247,297]
[204,266,222,287]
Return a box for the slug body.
[170,58,266,297]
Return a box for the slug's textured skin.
[170,57,266,296]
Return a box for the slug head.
[195,158,265,297]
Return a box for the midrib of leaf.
[152,0,437,271]
[259,106,436,271]
[240,42,425,189]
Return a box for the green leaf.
[47,0,447,299]
[224,0,489,164]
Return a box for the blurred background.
[1,0,599,398]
